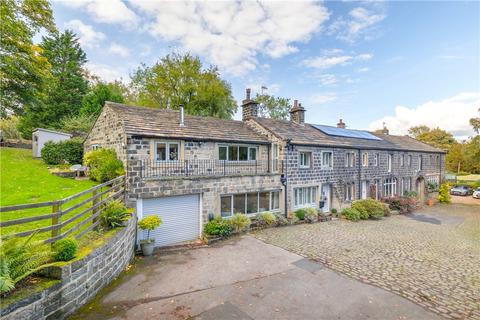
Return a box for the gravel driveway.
[253,203,480,320]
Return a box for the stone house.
[84,91,445,247]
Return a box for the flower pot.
[140,241,155,256]
[427,199,435,206]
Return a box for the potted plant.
[138,215,162,256]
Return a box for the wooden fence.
[0,175,126,244]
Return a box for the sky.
[49,0,479,139]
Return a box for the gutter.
[129,134,270,145]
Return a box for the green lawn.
[1,147,98,240]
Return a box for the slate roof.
[105,102,269,144]
[252,117,445,153]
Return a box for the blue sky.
[50,1,479,138]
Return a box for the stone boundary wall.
[1,217,136,320]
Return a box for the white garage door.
[141,194,200,247]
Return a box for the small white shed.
[32,128,72,158]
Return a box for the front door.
[321,184,330,213]
[361,181,368,199]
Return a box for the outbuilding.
[32,128,71,158]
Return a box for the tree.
[80,82,125,117]
[0,0,55,117]
[18,30,88,137]
[408,126,457,151]
[470,108,480,134]
[446,143,465,173]
[255,93,290,120]
[129,53,237,119]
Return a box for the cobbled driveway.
[253,203,480,320]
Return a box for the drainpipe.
[357,149,362,199]
[281,140,292,218]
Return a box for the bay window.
[294,186,317,208]
[220,190,281,217]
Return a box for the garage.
[140,194,201,247]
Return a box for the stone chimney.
[337,119,346,129]
[289,100,305,125]
[382,122,389,135]
[242,88,258,121]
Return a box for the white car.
[473,187,480,199]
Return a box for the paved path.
[253,203,480,320]
[71,236,439,320]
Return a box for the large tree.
[80,81,125,117]
[0,0,55,117]
[255,93,290,120]
[470,108,480,134]
[408,125,457,151]
[18,30,88,137]
[129,53,237,119]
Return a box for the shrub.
[204,217,233,237]
[305,207,318,223]
[101,200,130,229]
[0,116,21,139]
[84,149,125,182]
[331,208,338,215]
[438,183,451,203]
[404,190,418,198]
[41,140,84,165]
[341,208,361,221]
[382,196,418,214]
[138,216,162,243]
[351,201,369,220]
[228,213,251,232]
[352,199,386,219]
[295,209,306,220]
[258,212,277,226]
[52,238,78,262]
[0,234,53,294]
[274,213,289,226]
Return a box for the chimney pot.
[337,119,346,129]
[246,88,251,100]
[290,100,306,125]
[293,100,298,107]
[242,88,258,121]
[179,105,185,127]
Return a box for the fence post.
[255,160,258,175]
[223,160,226,176]
[185,160,189,176]
[92,188,100,226]
[51,201,62,242]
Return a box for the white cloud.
[328,5,385,42]
[64,19,105,48]
[356,67,369,73]
[302,52,373,69]
[315,74,339,85]
[61,0,138,27]
[108,42,130,57]
[310,93,338,105]
[132,1,329,75]
[85,62,128,82]
[369,92,480,139]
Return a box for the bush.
[228,213,251,232]
[0,116,21,139]
[101,200,130,229]
[341,208,361,221]
[41,140,84,165]
[84,148,125,182]
[138,216,162,243]
[351,201,369,220]
[438,183,451,203]
[305,207,318,222]
[331,208,338,215]
[295,209,306,220]
[403,190,418,198]
[52,238,78,262]
[204,217,233,237]
[382,196,418,214]
[257,211,277,226]
[274,213,289,226]
[0,234,53,294]
[352,199,386,219]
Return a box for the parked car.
[450,185,473,196]
[473,187,480,199]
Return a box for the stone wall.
[1,218,136,320]
[84,105,128,163]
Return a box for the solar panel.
[312,124,383,141]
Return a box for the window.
[219,145,257,161]
[400,154,405,167]
[294,186,317,208]
[374,153,379,166]
[430,155,434,166]
[221,191,281,217]
[388,154,393,172]
[92,144,100,150]
[436,155,440,165]
[345,183,355,201]
[362,152,368,167]
[408,155,412,167]
[272,144,279,171]
[383,178,397,197]
[299,152,311,168]
[402,177,412,195]
[418,155,422,171]
[345,152,355,167]
[155,142,179,161]
[321,151,333,169]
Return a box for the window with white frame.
[92,144,100,150]
[299,152,312,168]
[321,151,333,169]
[294,186,317,208]
[345,183,355,201]
[400,154,405,167]
[383,178,397,197]
[388,154,393,172]
[362,152,368,167]
[430,155,434,166]
[218,145,257,161]
[418,155,422,171]
[345,152,355,167]
[408,155,412,167]
[220,190,280,217]
[374,153,379,166]
[436,155,440,165]
[155,141,179,161]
